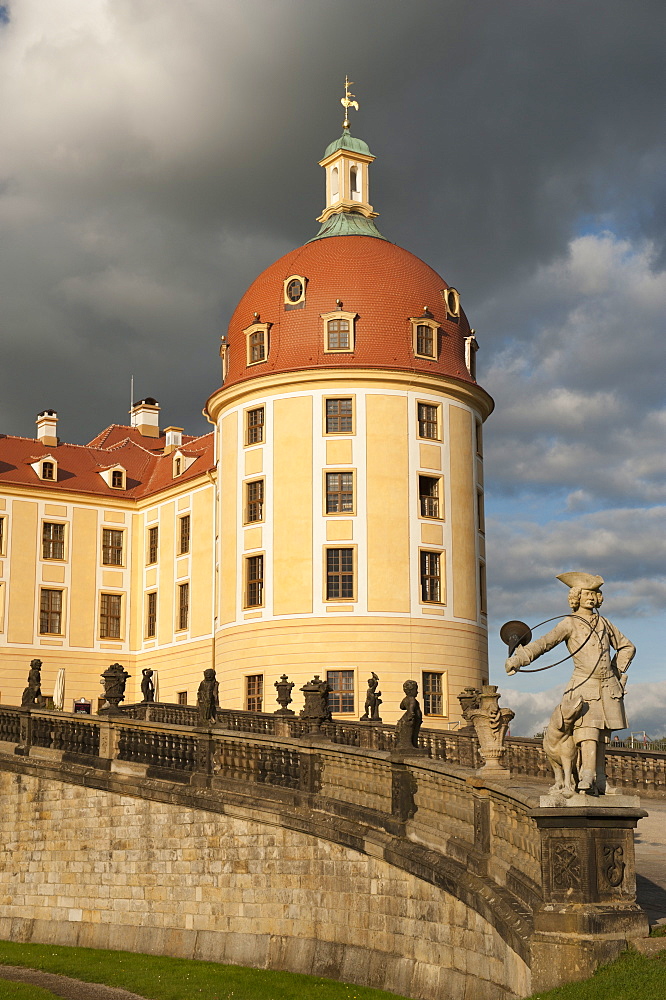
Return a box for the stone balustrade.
[122,701,666,796]
[0,701,653,997]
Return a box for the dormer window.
[442,287,461,322]
[411,317,439,360]
[283,275,307,309]
[321,310,357,354]
[172,449,197,478]
[244,321,271,366]
[99,465,126,490]
[30,454,59,481]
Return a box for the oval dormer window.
[286,278,303,303]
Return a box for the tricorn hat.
[556,572,604,591]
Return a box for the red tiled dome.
[223,235,476,388]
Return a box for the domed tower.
[206,96,493,728]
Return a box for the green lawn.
[524,948,666,1000]
[0,940,411,1000]
[0,940,664,1000]
[0,983,61,1000]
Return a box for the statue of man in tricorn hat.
[505,572,635,795]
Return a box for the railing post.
[191,730,214,787]
[391,762,417,823]
[530,803,649,991]
[16,708,32,756]
[98,717,120,767]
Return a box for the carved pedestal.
[530,804,649,992]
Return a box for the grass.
[525,948,666,1000]
[0,940,665,1000]
[0,984,61,1000]
[0,940,412,1000]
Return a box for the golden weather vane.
[341,75,359,130]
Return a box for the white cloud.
[482,232,666,504]
[501,680,666,739]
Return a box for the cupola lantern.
[317,78,378,227]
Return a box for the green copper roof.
[323,131,372,158]
[308,211,386,243]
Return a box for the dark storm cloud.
[2,0,665,442]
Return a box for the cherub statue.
[505,573,634,795]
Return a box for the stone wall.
[0,770,529,1000]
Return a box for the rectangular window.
[0,516,6,556]
[42,522,65,560]
[416,323,435,358]
[326,547,354,600]
[246,406,265,445]
[246,674,264,712]
[325,397,353,434]
[111,470,124,489]
[41,461,55,481]
[327,669,355,714]
[326,319,350,350]
[423,672,444,716]
[420,551,441,603]
[419,475,441,518]
[479,562,487,615]
[246,555,264,608]
[102,528,123,566]
[325,472,354,514]
[475,420,483,457]
[249,328,266,363]
[477,490,485,532]
[417,403,439,440]
[147,525,159,564]
[40,588,63,634]
[0,581,6,632]
[178,514,191,555]
[245,479,264,523]
[177,582,189,630]
[146,591,157,638]
[177,691,188,706]
[99,593,122,639]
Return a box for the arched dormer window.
[29,454,59,482]
[410,317,440,360]
[244,321,271,366]
[321,309,357,354]
[98,464,126,490]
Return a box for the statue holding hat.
[505,572,635,796]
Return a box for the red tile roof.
[223,234,481,390]
[0,428,214,500]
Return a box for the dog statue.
[543,695,584,797]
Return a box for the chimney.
[36,410,58,448]
[130,397,160,438]
[163,426,183,454]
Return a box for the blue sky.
[0,1,664,734]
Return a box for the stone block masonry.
[0,770,528,1000]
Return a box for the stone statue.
[394,680,424,752]
[197,668,219,726]
[274,674,295,715]
[457,685,514,776]
[360,672,382,722]
[21,658,45,708]
[505,572,635,796]
[100,662,131,714]
[140,668,155,704]
[299,675,332,736]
